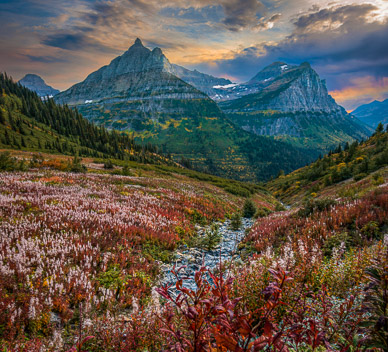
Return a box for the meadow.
[0,144,386,351]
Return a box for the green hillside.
[0,73,169,165]
[134,114,318,182]
[270,123,388,204]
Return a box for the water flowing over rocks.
[159,218,254,292]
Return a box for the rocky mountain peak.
[18,74,59,97]
[134,37,143,46]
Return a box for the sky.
[0,0,387,110]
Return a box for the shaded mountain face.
[18,74,59,97]
[55,39,317,181]
[352,99,388,128]
[217,62,372,152]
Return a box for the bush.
[297,198,337,218]
[275,202,286,211]
[68,155,86,173]
[242,199,256,218]
[103,159,114,169]
[230,212,242,230]
[122,165,132,176]
[255,207,272,218]
[0,152,17,171]
[360,221,381,240]
[354,172,368,181]
[200,224,221,250]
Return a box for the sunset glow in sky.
[0,0,387,110]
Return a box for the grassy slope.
[269,128,388,205]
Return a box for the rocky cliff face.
[248,61,295,84]
[18,74,59,97]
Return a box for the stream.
[159,218,254,292]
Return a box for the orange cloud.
[330,76,388,111]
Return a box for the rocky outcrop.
[18,74,59,97]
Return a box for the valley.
[1,36,387,352]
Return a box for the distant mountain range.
[352,99,388,128]
[50,38,372,180]
[18,74,60,97]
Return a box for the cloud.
[1,0,387,99]
[25,54,67,63]
[292,3,378,33]
[331,76,388,110]
[254,13,281,30]
[221,0,265,31]
[197,3,388,92]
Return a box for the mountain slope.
[352,98,388,128]
[0,72,168,164]
[18,74,60,97]
[218,62,371,152]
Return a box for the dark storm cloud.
[41,32,118,53]
[221,0,265,31]
[42,33,93,51]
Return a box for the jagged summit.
[134,37,143,46]
[18,74,59,97]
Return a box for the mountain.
[220,62,344,113]
[55,38,220,123]
[55,39,317,181]
[18,74,60,97]
[352,99,388,128]
[218,62,372,152]
[209,62,296,102]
